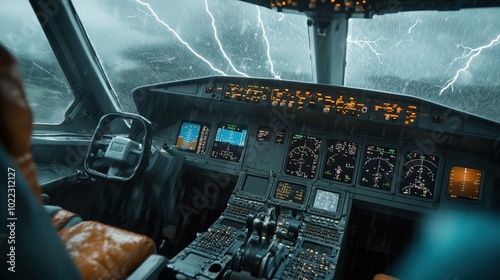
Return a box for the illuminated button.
[323,107,330,113]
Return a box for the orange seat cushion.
[51,209,79,231]
[58,221,155,279]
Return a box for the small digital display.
[360,145,397,190]
[284,134,321,179]
[274,181,307,204]
[302,240,334,255]
[448,166,482,200]
[400,152,439,198]
[275,129,286,144]
[241,175,269,197]
[211,123,248,162]
[220,219,245,229]
[312,189,340,213]
[323,139,358,183]
[176,122,210,154]
[257,126,272,142]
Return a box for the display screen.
[400,152,439,198]
[241,175,269,197]
[302,240,334,255]
[447,166,482,200]
[284,134,321,179]
[211,123,248,162]
[220,219,245,229]
[360,145,397,190]
[312,189,340,213]
[323,139,358,183]
[256,126,272,142]
[275,129,286,144]
[176,121,210,154]
[274,181,307,204]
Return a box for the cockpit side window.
[0,1,74,124]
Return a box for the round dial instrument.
[400,152,439,198]
[284,134,321,179]
[323,140,358,183]
[360,145,397,190]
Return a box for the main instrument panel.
[133,76,499,279]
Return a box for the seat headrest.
[0,45,41,202]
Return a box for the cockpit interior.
[1,1,500,279]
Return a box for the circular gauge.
[360,145,397,190]
[400,152,439,198]
[323,140,358,183]
[284,134,321,179]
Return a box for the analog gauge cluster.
[400,152,439,198]
[284,134,322,179]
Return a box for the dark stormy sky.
[1,0,499,122]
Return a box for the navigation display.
[400,152,439,198]
[241,175,269,197]
[274,181,306,205]
[176,121,210,154]
[323,139,358,183]
[447,166,482,200]
[211,123,248,162]
[360,145,397,191]
[312,189,340,213]
[284,134,321,179]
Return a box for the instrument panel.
[136,76,498,280]
[137,76,497,210]
[170,117,488,207]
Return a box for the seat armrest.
[127,255,168,280]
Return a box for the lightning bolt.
[408,19,421,34]
[204,0,248,77]
[347,36,384,65]
[133,0,227,76]
[257,6,280,79]
[439,34,500,95]
[28,62,70,90]
[278,13,285,22]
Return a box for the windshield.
[74,1,500,123]
[346,9,500,123]
[73,0,313,112]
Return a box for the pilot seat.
[0,45,167,279]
